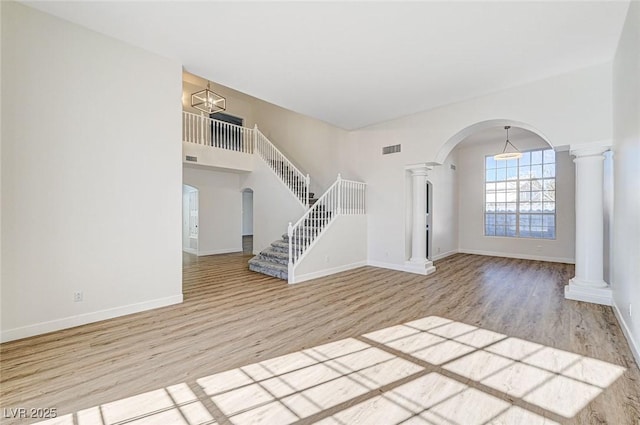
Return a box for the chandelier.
[191,81,226,114]
[494,126,522,160]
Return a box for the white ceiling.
[24,1,630,130]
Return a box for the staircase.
[254,129,311,208]
[182,111,365,283]
[266,159,316,207]
[248,203,330,281]
[248,239,290,279]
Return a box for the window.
[485,149,556,239]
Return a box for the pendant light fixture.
[494,126,522,160]
[191,81,226,114]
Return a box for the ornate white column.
[565,143,612,305]
[405,164,436,275]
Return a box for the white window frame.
[484,148,556,239]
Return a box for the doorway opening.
[182,184,199,255]
[242,188,254,255]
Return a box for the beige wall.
[182,76,257,128]
[182,71,348,196]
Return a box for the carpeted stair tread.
[271,240,289,252]
[259,248,289,265]
[248,257,288,280]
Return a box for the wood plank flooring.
[1,253,638,424]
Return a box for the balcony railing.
[182,111,253,154]
[182,111,310,207]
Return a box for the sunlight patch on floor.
[34,316,625,425]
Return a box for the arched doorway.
[443,123,560,256]
[435,119,553,165]
[406,120,560,272]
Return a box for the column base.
[404,259,436,276]
[564,277,612,306]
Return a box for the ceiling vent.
[382,144,401,155]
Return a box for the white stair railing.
[182,111,311,208]
[182,111,253,154]
[288,174,366,271]
[254,127,310,207]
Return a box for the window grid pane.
[484,148,556,240]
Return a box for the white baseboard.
[182,248,197,255]
[290,261,367,284]
[564,281,613,306]
[367,251,455,273]
[612,300,640,368]
[368,248,570,274]
[431,249,459,261]
[0,294,183,343]
[197,248,241,256]
[403,260,436,275]
[458,249,575,264]
[367,260,432,275]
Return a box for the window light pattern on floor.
[363,316,625,420]
[35,382,216,425]
[35,316,625,425]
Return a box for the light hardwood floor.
[1,253,638,424]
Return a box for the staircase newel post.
[288,221,294,284]
[337,173,342,215]
[287,221,294,266]
[305,174,310,208]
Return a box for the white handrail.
[288,174,366,269]
[182,111,253,154]
[182,110,312,208]
[254,127,310,207]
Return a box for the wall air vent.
[382,144,401,155]
[186,156,198,162]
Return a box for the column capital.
[570,141,611,158]
[405,163,432,176]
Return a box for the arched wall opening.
[435,119,553,165]
[434,119,576,265]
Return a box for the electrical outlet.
[437,247,441,254]
[630,303,633,318]
[325,255,330,263]
[73,291,83,302]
